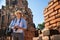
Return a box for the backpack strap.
[19,18,21,23]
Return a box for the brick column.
[44,0,60,29]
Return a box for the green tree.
[37,22,45,30]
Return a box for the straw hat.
[15,10,22,15]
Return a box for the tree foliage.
[37,22,45,30]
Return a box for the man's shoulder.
[21,18,26,22]
[21,18,25,20]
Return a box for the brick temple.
[44,0,60,30]
[43,0,60,40]
[0,0,36,40]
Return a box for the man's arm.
[9,20,14,29]
[14,26,26,30]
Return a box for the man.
[9,10,27,40]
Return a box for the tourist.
[9,10,27,40]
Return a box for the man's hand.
[14,26,18,29]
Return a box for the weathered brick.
[48,1,53,8]
[50,18,60,24]
[53,0,58,2]
[33,37,39,40]
[42,36,49,40]
[48,24,53,29]
[56,18,60,22]
[58,9,60,13]
[42,28,50,36]
[51,35,60,40]
[44,9,54,17]
[57,22,60,27]
[52,23,57,27]
[39,36,42,40]
[45,22,50,27]
[46,16,55,22]
[48,24,57,28]
[48,2,59,10]
[56,13,60,18]
[54,5,60,10]
[49,11,57,17]
[44,8,48,14]
[50,20,56,24]
[44,16,49,20]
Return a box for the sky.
[0,0,50,28]
[0,0,5,8]
[27,0,50,27]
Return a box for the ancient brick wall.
[44,0,60,29]
[42,0,60,40]
[0,0,36,40]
